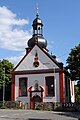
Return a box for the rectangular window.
[19,78,27,97]
[45,76,55,97]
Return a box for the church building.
[11,7,75,109]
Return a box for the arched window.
[45,76,55,97]
[34,80,38,91]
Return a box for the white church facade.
[11,9,75,109]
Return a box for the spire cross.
[36,0,39,17]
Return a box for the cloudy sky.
[0,0,80,66]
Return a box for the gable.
[15,45,59,71]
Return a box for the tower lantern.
[27,4,47,49]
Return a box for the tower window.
[45,76,55,97]
[19,78,27,97]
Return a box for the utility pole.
[3,68,5,106]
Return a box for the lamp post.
[3,68,5,106]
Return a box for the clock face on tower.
[33,50,39,67]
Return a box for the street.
[0,109,79,120]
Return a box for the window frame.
[19,77,27,97]
[45,76,55,97]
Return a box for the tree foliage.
[66,44,80,102]
[66,44,80,80]
[75,85,80,103]
[0,59,14,89]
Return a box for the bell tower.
[27,2,47,49]
[32,3,43,36]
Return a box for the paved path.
[0,109,80,120]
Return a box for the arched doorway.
[33,95,41,109]
[29,86,44,109]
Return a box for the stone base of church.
[34,102,54,110]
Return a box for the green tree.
[77,80,80,95]
[0,59,14,100]
[66,44,80,80]
[66,44,80,102]
[75,85,80,103]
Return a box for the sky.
[0,0,80,67]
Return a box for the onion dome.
[28,34,47,48]
[27,13,47,48]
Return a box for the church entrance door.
[33,95,41,109]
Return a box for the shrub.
[0,106,7,109]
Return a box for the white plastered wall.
[15,45,59,71]
[15,72,60,104]
[70,80,75,103]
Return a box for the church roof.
[12,44,63,73]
